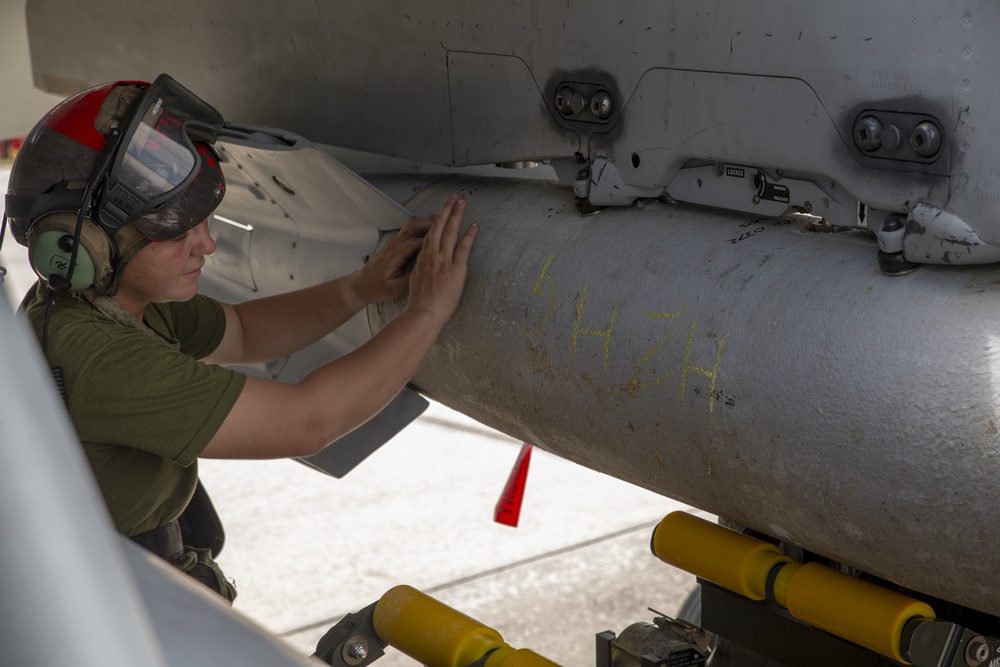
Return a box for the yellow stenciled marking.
[629,307,691,392]
[520,254,557,337]
[517,260,728,407]
[572,282,619,372]
[679,315,728,412]
[651,447,666,481]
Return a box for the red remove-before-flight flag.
[494,443,533,527]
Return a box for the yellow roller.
[372,585,561,667]
[651,511,791,601]
[785,563,935,664]
[652,512,937,664]
[484,649,562,667]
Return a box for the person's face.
[114,220,216,314]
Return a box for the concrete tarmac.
[1,165,705,665]
[198,410,703,663]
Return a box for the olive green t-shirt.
[22,283,246,537]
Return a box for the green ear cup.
[31,230,96,291]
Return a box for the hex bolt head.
[911,121,942,157]
[975,644,990,662]
[348,643,368,660]
[590,91,613,119]
[854,116,883,151]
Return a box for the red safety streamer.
[494,443,533,527]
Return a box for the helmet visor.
[99,74,224,233]
[135,142,225,241]
[120,116,197,198]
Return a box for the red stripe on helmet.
[42,80,148,152]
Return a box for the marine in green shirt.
[6,75,478,601]
[21,284,246,597]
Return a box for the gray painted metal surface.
[22,0,1000,264]
[118,541,318,667]
[368,176,1000,617]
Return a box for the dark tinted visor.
[99,74,224,232]
[135,142,226,241]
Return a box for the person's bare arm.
[200,195,478,459]
[204,214,433,366]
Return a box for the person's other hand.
[352,214,433,304]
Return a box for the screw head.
[555,87,574,114]
[854,116,883,151]
[590,91,613,119]
[911,121,942,157]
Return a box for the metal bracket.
[852,110,944,165]
[700,581,898,667]
[313,601,387,667]
[553,81,615,125]
[905,619,1000,667]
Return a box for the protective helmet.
[3,73,225,293]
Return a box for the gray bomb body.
[370,176,1000,616]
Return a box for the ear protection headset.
[26,210,150,294]
[28,212,112,293]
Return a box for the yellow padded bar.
[651,511,791,601]
[373,585,561,667]
[651,512,936,664]
[785,563,935,663]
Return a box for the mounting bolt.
[590,91,613,119]
[966,636,990,666]
[348,643,368,660]
[854,116,883,151]
[911,121,942,157]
